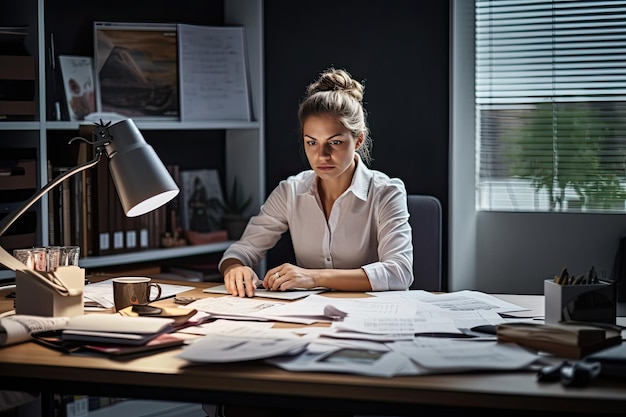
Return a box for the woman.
[220,67,413,297]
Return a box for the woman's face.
[302,114,362,183]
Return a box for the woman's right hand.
[223,263,260,298]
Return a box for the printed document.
[177,326,311,363]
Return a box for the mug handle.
[148,283,162,302]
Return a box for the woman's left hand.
[263,263,317,291]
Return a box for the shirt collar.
[300,154,372,201]
[349,154,372,202]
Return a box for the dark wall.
[263,1,450,289]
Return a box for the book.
[169,262,221,281]
[50,167,72,246]
[60,314,175,346]
[81,333,185,357]
[179,169,224,233]
[109,171,124,253]
[32,330,185,358]
[78,124,110,256]
[57,55,96,121]
[0,27,35,121]
[497,322,622,359]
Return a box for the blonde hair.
[298,68,372,164]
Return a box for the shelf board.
[0,270,15,281]
[0,120,261,131]
[45,120,260,131]
[0,241,232,280]
[78,241,233,269]
[0,122,41,131]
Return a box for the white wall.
[450,0,626,295]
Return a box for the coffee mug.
[112,277,162,312]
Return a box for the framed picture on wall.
[93,22,179,120]
[179,169,224,233]
[58,55,96,121]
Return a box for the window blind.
[475,0,626,212]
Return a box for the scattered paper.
[389,338,539,372]
[266,348,421,378]
[203,284,326,300]
[177,319,274,336]
[177,326,311,363]
[331,313,461,335]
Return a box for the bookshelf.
[0,0,265,280]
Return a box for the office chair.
[407,194,442,291]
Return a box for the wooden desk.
[1,281,625,416]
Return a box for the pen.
[555,267,569,285]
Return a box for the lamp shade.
[102,119,179,217]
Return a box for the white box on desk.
[544,279,616,325]
[15,266,85,317]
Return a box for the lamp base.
[15,266,85,318]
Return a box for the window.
[476,0,626,213]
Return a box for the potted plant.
[216,177,252,240]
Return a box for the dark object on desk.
[584,342,626,379]
[561,360,601,387]
[497,322,622,359]
[132,304,162,316]
[610,234,626,302]
[118,304,197,326]
[470,324,497,335]
[174,296,198,305]
[537,361,571,382]
[538,360,601,387]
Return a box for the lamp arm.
[0,149,103,237]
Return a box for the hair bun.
[307,67,364,103]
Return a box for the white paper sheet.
[331,313,462,335]
[389,338,539,372]
[257,294,423,320]
[266,348,421,377]
[203,284,326,300]
[376,289,530,314]
[176,326,311,363]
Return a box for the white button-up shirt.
[219,157,413,290]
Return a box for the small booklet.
[60,314,175,346]
[32,330,185,357]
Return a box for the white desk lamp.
[0,119,180,301]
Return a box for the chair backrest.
[407,195,442,291]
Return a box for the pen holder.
[15,266,85,318]
[544,279,616,325]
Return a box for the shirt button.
[326,258,331,262]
